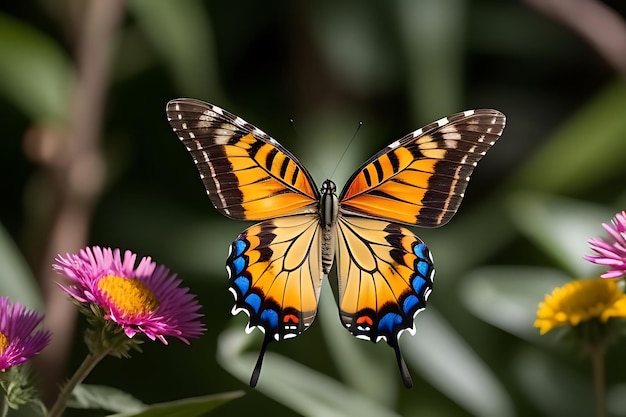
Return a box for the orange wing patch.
[336,216,433,336]
[167,99,319,221]
[334,215,435,388]
[227,215,323,340]
[339,110,506,227]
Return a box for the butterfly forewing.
[339,109,506,227]
[166,99,319,221]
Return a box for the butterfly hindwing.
[339,109,506,227]
[227,215,323,338]
[335,216,434,387]
[226,214,324,385]
[167,99,319,220]
[336,217,434,340]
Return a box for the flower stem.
[590,344,606,417]
[47,349,110,417]
[1,395,8,417]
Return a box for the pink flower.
[53,246,205,344]
[0,297,51,371]
[584,211,626,279]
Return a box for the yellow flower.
[535,278,626,335]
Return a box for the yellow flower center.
[0,330,7,354]
[535,278,626,335]
[98,275,159,317]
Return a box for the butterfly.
[166,98,506,388]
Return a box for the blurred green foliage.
[1,1,626,416]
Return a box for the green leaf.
[512,348,592,417]
[0,222,43,310]
[507,192,614,277]
[460,265,570,341]
[129,0,222,100]
[510,79,626,194]
[107,392,244,417]
[317,280,398,405]
[67,384,243,417]
[68,384,146,413]
[394,0,465,120]
[217,327,402,417]
[403,309,515,417]
[0,12,71,121]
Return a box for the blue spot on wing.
[402,294,420,314]
[378,312,403,334]
[231,256,246,275]
[233,276,249,295]
[233,239,247,256]
[260,309,279,331]
[245,293,262,313]
[416,260,431,278]
[414,243,427,259]
[412,276,426,293]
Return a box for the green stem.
[1,395,8,417]
[47,349,110,417]
[590,344,606,417]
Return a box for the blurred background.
[1,0,626,416]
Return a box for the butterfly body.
[166,98,506,388]
[319,179,339,273]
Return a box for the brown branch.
[523,0,626,78]
[31,0,125,405]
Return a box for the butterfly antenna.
[330,121,363,179]
[391,338,413,388]
[250,334,273,387]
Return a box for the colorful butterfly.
[166,98,506,388]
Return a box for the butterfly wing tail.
[250,333,273,387]
[390,338,413,388]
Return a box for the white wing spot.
[412,128,424,138]
[425,288,433,300]
[388,140,401,149]
[254,127,266,136]
[175,104,180,111]
[463,110,475,117]
[435,116,449,127]
[233,116,246,127]
[442,131,461,140]
[181,122,187,129]
[444,139,458,148]
[211,105,224,115]
[177,114,182,120]
[189,131,195,139]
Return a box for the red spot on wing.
[356,316,373,326]
[284,314,299,324]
